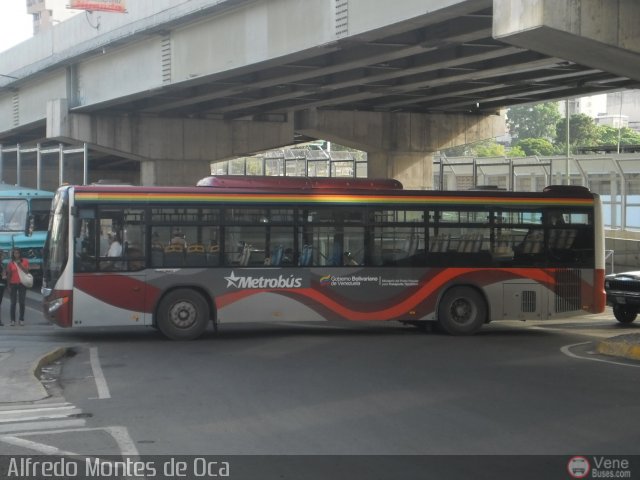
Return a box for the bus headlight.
[48,297,69,314]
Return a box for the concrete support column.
[47,98,295,186]
[368,151,433,190]
[296,109,504,189]
[494,0,640,81]
[141,159,212,187]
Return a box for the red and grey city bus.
[41,176,605,340]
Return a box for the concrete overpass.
[0,0,639,188]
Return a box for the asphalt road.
[2,301,639,479]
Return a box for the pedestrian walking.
[7,248,29,326]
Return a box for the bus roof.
[69,179,597,210]
[0,183,54,197]
[196,175,404,190]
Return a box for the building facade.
[26,0,80,34]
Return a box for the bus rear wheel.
[157,289,210,340]
[437,286,486,335]
[613,305,637,324]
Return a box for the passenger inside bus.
[106,232,123,257]
[101,232,124,270]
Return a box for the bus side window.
[268,226,294,267]
[340,227,364,266]
[299,244,313,266]
[32,212,49,231]
[75,212,100,272]
[514,229,543,256]
[373,226,421,266]
[127,246,145,271]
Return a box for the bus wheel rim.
[170,301,197,328]
[450,298,475,325]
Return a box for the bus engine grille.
[555,269,581,313]
[522,290,537,313]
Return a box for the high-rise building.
[26,0,80,34]
[561,90,640,133]
[606,91,640,132]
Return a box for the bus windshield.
[0,186,55,276]
[0,199,28,231]
[42,188,69,290]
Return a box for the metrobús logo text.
[224,271,303,289]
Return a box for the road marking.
[1,426,140,456]
[560,342,640,368]
[0,403,74,413]
[0,403,86,433]
[90,346,111,399]
[0,419,86,434]
[0,435,80,455]
[106,426,141,456]
[0,411,82,423]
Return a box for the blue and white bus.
[0,184,54,276]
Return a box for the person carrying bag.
[16,263,33,288]
[7,248,30,326]
[0,251,6,326]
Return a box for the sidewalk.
[0,343,67,403]
[0,287,68,403]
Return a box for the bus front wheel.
[157,289,210,340]
[437,286,486,335]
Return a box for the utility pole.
[565,99,570,185]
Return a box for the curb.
[31,347,68,381]
[596,334,640,361]
[0,347,69,404]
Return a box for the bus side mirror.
[25,215,34,237]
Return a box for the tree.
[508,145,526,157]
[515,138,555,156]
[441,143,476,157]
[555,113,599,151]
[475,141,506,157]
[619,127,640,145]
[507,102,561,140]
[595,125,640,146]
[441,140,506,157]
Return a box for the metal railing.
[605,250,615,274]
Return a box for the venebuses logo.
[567,456,590,478]
[224,271,303,289]
[567,456,633,479]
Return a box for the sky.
[0,1,34,53]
